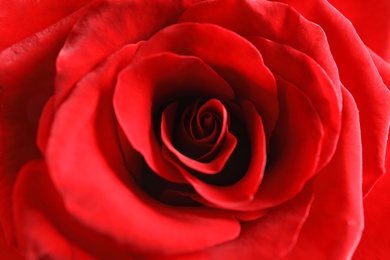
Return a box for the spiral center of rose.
[161,98,230,162]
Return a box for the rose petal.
[368,48,390,89]
[0,6,91,245]
[169,186,314,259]
[0,0,92,50]
[0,225,22,260]
[13,160,130,259]
[285,88,364,259]
[328,0,390,62]
[353,138,390,259]
[274,0,390,196]
[248,36,341,171]
[171,100,266,208]
[47,49,240,255]
[161,100,237,174]
[114,52,235,183]
[54,0,199,106]
[179,0,340,89]
[232,77,323,211]
[132,22,279,136]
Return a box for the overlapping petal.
[285,88,363,259]
[273,0,390,196]
[0,5,93,245]
[54,0,199,106]
[131,22,278,136]
[114,52,235,183]
[47,46,240,255]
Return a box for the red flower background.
[0,0,389,259]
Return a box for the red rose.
[1,0,389,259]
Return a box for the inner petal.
[161,98,237,175]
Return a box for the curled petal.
[114,52,235,183]
[132,22,278,136]
[47,48,240,255]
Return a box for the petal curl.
[0,5,91,244]
[54,0,199,106]
[285,88,364,259]
[248,36,341,171]
[230,77,323,211]
[173,100,267,208]
[274,0,390,196]
[328,0,390,62]
[132,22,278,136]
[114,52,235,183]
[0,0,92,50]
[47,48,240,255]
[169,186,314,259]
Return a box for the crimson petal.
[54,0,198,106]
[233,77,323,211]
[132,22,278,137]
[274,0,390,196]
[248,36,341,171]
[285,88,364,259]
[172,100,266,208]
[0,7,91,245]
[47,48,240,255]
[161,100,237,174]
[114,52,235,183]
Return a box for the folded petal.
[132,22,278,136]
[285,88,364,259]
[0,5,91,244]
[327,0,390,62]
[47,48,240,255]
[55,0,199,106]
[114,52,235,183]
[0,0,92,50]
[169,186,314,259]
[274,0,390,196]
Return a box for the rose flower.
[0,0,389,259]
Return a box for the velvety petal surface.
[131,22,278,136]
[13,160,132,259]
[114,52,235,183]
[172,100,266,209]
[248,36,340,171]
[47,47,240,255]
[274,0,390,195]
[54,0,199,106]
[328,0,390,62]
[179,0,341,88]
[285,88,364,259]
[169,186,314,259]
[353,162,390,259]
[0,5,92,245]
[229,77,323,211]
[0,0,92,50]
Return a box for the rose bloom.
[0,0,389,259]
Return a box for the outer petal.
[274,0,390,196]
[224,77,323,211]
[327,0,390,62]
[54,0,199,106]
[47,47,240,255]
[285,88,364,259]
[353,156,390,259]
[132,22,278,136]
[248,36,340,171]
[168,186,314,259]
[0,0,92,50]
[13,160,129,259]
[0,226,22,260]
[0,4,92,245]
[114,52,235,183]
